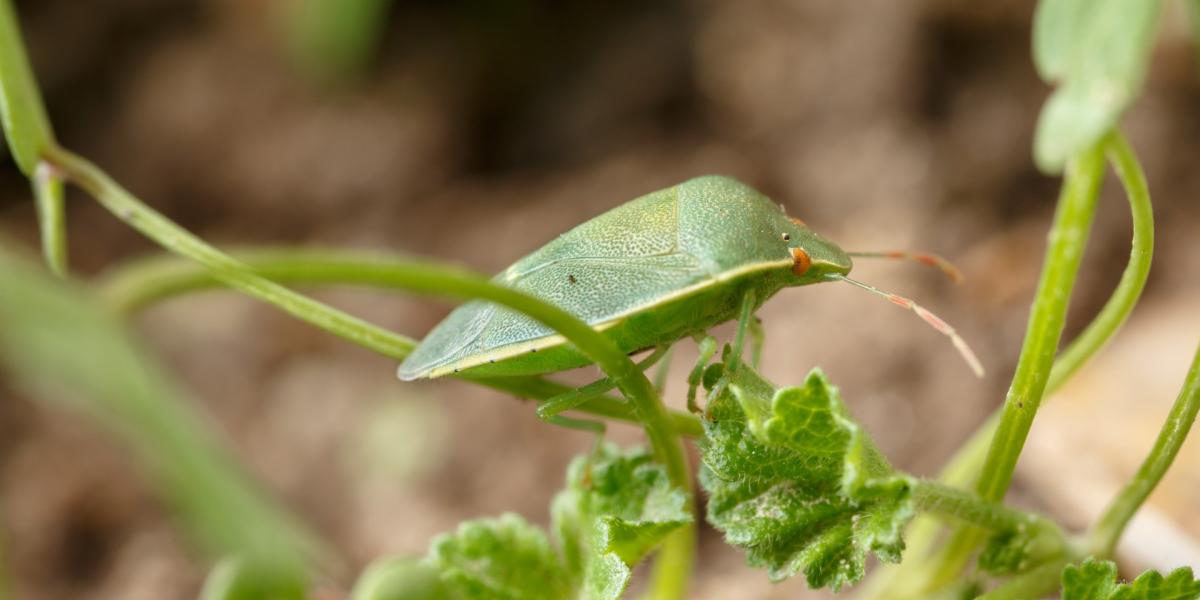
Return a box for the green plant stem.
[46,146,694,599]
[908,139,1105,595]
[1087,341,1200,556]
[97,248,705,438]
[32,162,67,276]
[975,558,1070,600]
[1043,133,1155,392]
[975,140,1104,502]
[859,135,1138,600]
[0,0,55,175]
[912,480,1053,535]
[643,525,697,600]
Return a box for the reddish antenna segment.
[847,250,963,284]
[831,274,985,378]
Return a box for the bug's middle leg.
[710,288,759,404]
[535,345,669,433]
[748,315,764,369]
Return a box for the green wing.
[399,189,715,379]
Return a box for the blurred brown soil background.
[1,1,1198,599]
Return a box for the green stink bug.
[399,175,981,426]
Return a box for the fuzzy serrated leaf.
[427,514,573,600]
[1062,558,1200,600]
[553,443,692,600]
[700,365,914,591]
[426,444,689,600]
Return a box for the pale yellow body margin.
[426,257,791,378]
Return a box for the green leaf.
[425,444,690,600]
[1062,558,1200,600]
[552,444,692,599]
[1031,0,1164,172]
[0,0,56,175]
[699,365,914,591]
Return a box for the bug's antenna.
[830,274,985,378]
[846,251,963,284]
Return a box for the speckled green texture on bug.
[398,175,852,380]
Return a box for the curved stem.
[97,248,705,438]
[1044,133,1155,392]
[1087,341,1200,556]
[48,147,695,598]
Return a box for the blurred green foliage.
[199,557,308,600]
[351,557,450,600]
[1032,0,1163,172]
[281,0,393,83]
[0,0,55,175]
[0,245,314,599]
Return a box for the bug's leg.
[651,345,676,395]
[710,289,759,405]
[535,345,669,432]
[687,334,719,414]
[543,414,607,435]
[748,316,765,369]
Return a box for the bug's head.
[780,217,853,284]
[778,211,983,378]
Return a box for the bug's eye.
[781,233,791,242]
[790,247,812,276]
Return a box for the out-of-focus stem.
[98,248,705,438]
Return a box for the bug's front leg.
[709,289,759,406]
[535,345,669,434]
